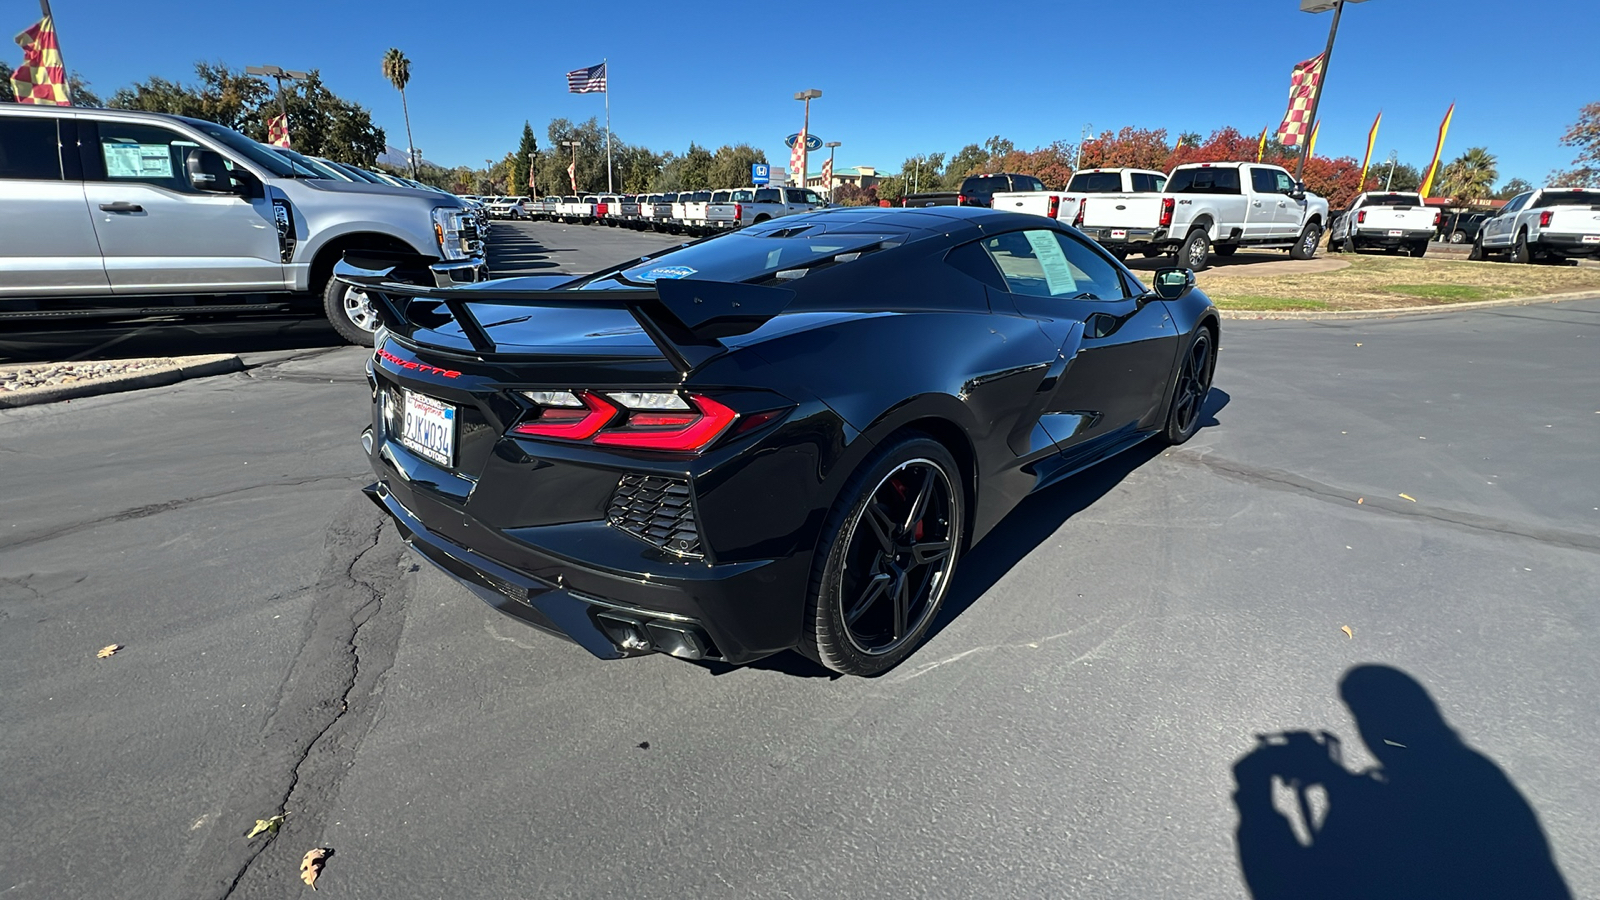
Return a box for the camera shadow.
[1233,664,1572,899]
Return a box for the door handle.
[99,202,144,213]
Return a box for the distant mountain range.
[376,144,442,170]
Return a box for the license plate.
[1583,235,1600,244]
[1387,229,1403,237]
[1110,229,1127,239]
[400,390,455,467]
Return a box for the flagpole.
[37,0,71,105]
[1295,0,1344,181]
[604,58,613,193]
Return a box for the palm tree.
[381,48,417,179]
[1440,146,1498,206]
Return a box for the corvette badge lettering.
[376,348,461,379]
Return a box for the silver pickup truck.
[0,105,486,345]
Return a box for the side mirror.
[1151,267,1195,302]
[185,149,237,194]
[1290,181,1307,200]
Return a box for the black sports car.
[340,206,1218,676]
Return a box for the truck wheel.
[1141,250,1164,259]
[1509,230,1532,264]
[1450,230,1467,244]
[1214,245,1237,257]
[753,214,771,224]
[1179,229,1211,270]
[1109,248,1129,261]
[323,277,381,347]
[1469,234,1486,261]
[1290,222,1322,260]
[1408,241,1428,258]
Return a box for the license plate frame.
[1110,229,1128,240]
[1582,235,1599,244]
[400,390,456,467]
[1387,229,1403,237]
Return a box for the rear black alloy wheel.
[1510,230,1532,264]
[804,437,964,676]
[1163,328,1215,445]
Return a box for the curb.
[0,354,244,409]
[1218,289,1600,321]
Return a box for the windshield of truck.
[1364,193,1423,207]
[1011,176,1045,192]
[177,117,298,177]
[1530,190,1600,208]
[963,175,1008,196]
[1167,166,1241,194]
[688,191,712,202]
[730,189,755,202]
[712,191,730,202]
[1068,172,1124,192]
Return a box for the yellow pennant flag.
[1418,103,1456,199]
[1358,111,1382,189]
[1256,126,1269,163]
[1305,121,1321,159]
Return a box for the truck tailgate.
[991,191,1066,219]
[1545,206,1600,238]
[1359,207,1435,231]
[1078,194,1165,229]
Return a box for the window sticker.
[633,265,697,282]
[1023,230,1078,296]
[103,143,174,179]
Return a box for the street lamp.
[793,89,822,187]
[561,140,580,194]
[824,141,841,202]
[245,65,309,148]
[1293,0,1372,181]
[1384,149,1399,190]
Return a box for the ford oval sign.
[784,133,824,152]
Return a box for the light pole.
[824,141,841,202]
[561,140,580,194]
[793,88,821,187]
[1384,149,1398,190]
[1294,0,1371,181]
[245,65,309,147]
[1077,122,1093,169]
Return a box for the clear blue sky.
[26,0,1594,184]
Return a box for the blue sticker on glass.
[635,265,697,282]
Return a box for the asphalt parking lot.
[2,221,1597,899]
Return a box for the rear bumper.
[1534,232,1600,254]
[1355,228,1434,244]
[1084,226,1166,245]
[430,257,488,288]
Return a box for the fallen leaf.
[1399,493,1416,502]
[1341,625,1354,639]
[637,741,650,750]
[1356,497,1364,505]
[245,815,285,839]
[96,644,122,659]
[1355,342,1363,347]
[300,848,331,890]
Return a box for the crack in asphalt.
[1168,448,1600,555]
[170,498,408,900]
[0,473,368,552]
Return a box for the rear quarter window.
[0,117,63,180]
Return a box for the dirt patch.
[1195,255,1600,310]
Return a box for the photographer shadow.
[1233,665,1571,900]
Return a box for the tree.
[1177,131,1201,148]
[678,143,715,190]
[1080,127,1171,170]
[0,62,12,102]
[539,117,611,194]
[616,144,663,193]
[1556,100,1600,184]
[511,121,537,197]
[68,71,101,107]
[708,143,766,189]
[989,141,1076,189]
[943,143,990,188]
[898,153,945,193]
[831,183,879,207]
[1493,177,1533,200]
[381,49,417,178]
[875,175,904,204]
[1438,147,1498,206]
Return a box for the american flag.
[1275,53,1324,148]
[10,16,69,106]
[566,63,607,94]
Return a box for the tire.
[1469,234,1486,261]
[1450,230,1467,244]
[1290,221,1321,260]
[1214,244,1238,257]
[1179,228,1211,271]
[1343,235,1358,254]
[800,434,965,677]
[1162,326,1217,445]
[1408,241,1428,258]
[1109,248,1129,261]
[1510,230,1532,264]
[1141,250,1164,259]
[323,275,381,347]
[753,214,771,225]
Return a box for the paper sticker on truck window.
[633,265,697,282]
[1022,230,1079,296]
[103,143,175,179]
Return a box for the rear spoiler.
[333,250,796,375]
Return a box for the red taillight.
[734,202,742,221]
[594,394,738,452]
[1159,197,1174,228]
[512,392,617,439]
[957,193,968,205]
[1539,210,1553,227]
[596,203,608,217]
[1047,195,1060,218]
[1073,199,1086,227]
[1357,210,1367,224]
[1433,211,1442,227]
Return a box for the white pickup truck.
[732,185,826,225]
[553,195,594,224]
[1073,162,1328,269]
[1328,192,1439,257]
[1472,186,1600,264]
[990,168,1167,230]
